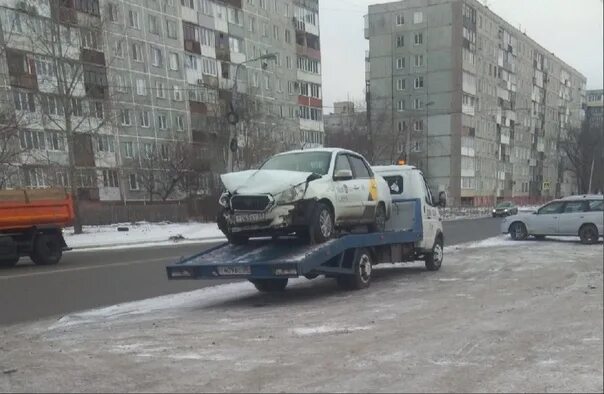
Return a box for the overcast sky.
[319,0,604,113]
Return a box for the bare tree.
[560,119,604,194]
[3,4,121,233]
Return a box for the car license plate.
[217,265,251,276]
[233,213,267,223]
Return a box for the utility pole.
[226,53,278,172]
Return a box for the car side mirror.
[334,169,353,181]
[434,191,447,208]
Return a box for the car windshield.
[496,202,513,208]
[259,152,332,175]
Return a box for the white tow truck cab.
[373,165,444,252]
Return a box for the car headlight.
[219,192,230,208]
[504,208,508,212]
[276,184,306,205]
[492,209,496,213]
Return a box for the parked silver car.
[501,195,604,244]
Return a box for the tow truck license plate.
[233,213,266,223]
[217,266,251,276]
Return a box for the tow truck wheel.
[337,248,373,290]
[30,233,62,266]
[424,236,443,271]
[249,278,288,292]
[0,257,19,267]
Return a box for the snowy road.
[0,217,503,325]
[1,237,602,392]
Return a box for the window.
[46,131,64,151]
[413,11,423,24]
[132,42,143,61]
[396,35,404,47]
[141,143,153,159]
[285,29,291,43]
[229,37,243,53]
[262,22,268,37]
[349,155,371,178]
[397,78,406,91]
[35,59,56,78]
[334,154,352,174]
[201,57,217,75]
[263,74,270,90]
[396,14,404,25]
[139,110,150,127]
[102,169,119,188]
[185,54,197,70]
[155,81,165,98]
[310,84,321,98]
[397,100,405,112]
[414,32,423,45]
[273,25,279,40]
[200,27,214,46]
[97,135,115,152]
[148,15,159,35]
[412,141,422,152]
[248,16,255,32]
[128,10,140,29]
[109,2,119,22]
[286,56,292,69]
[169,52,179,70]
[588,200,603,212]
[414,76,424,89]
[228,8,242,25]
[173,85,182,101]
[538,202,564,215]
[71,98,83,116]
[461,177,475,189]
[24,168,46,188]
[166,20,177,39]
[20,130,46,150]
[129,173,139,190]
[120,109,131,125]
[414,120,423,131]
[81,29,100,50]
[180,0,194,9]
[563,201,587,213]
[413,98,423,110]
[414,55,424,67]
[13,91,35,112]
[113,40,124,57]
[157,113,167,129]
[384,176,404,194]
[124,141,134,158]
[396,57,405,69]
[151,47,162,67]
[200,0,212,14]
[136,79,147,95]
[297,57,320,74]
[175,115,184,131]
[40,95,64,116]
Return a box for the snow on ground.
[64,221,225,250]
[1,236,602,392]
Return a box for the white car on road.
[218,148,392,244]
[501,195,604,244]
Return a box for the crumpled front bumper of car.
[223,199,316,236]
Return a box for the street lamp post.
[226,53,278,172]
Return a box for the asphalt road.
[0,217,503,326]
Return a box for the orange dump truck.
[0,188,74,267]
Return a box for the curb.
[68,236,227,251]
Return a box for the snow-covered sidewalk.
[1,236,602,392]
[64,221,225,250]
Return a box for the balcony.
[81,48,106,66]
[189,100,208,114]
[296,44,320,60]
[184,40,201,55]
[10,74,38,90]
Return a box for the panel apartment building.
[365,0,586,206]
[0,0,324,202]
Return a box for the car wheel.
[492,213,497,218]
[249,278,288,292]
[30,233,62,265]
[509,222,528,241]
[368,203,387,233]
[337,248,373,290]
[425,235,444,271]
[0,257,19,268]
[309,202,334,244]
[579,224,599,245]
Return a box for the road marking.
[0,256,173,280]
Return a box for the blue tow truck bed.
[166,199,431,290]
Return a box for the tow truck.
[166,165,445,292]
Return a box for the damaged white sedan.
[217,148,392,244]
